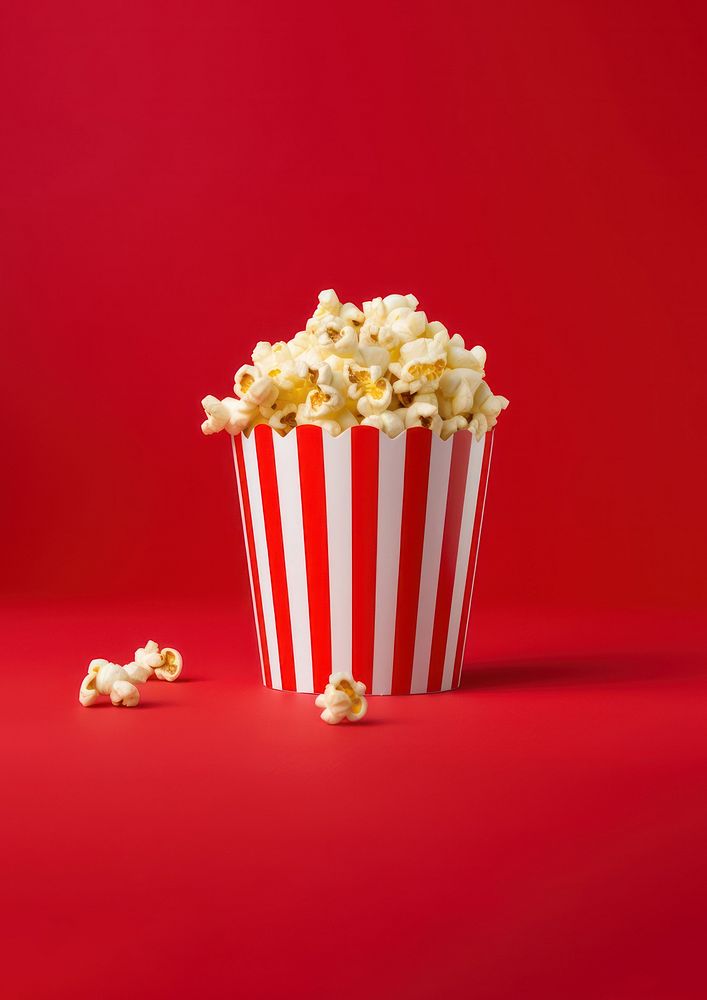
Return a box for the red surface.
[1,602,706,999]
[2,0,707,996]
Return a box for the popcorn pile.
[79,640,183,708]
[201,290,509,440]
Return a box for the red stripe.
[254,425,297,691]
[296,426,332,693]
[390,428,433,695]
[426,431,472,691]
[233,436,272,688]
[451,431,494,689]
[351,426,379,692]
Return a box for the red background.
[1,1,706,997]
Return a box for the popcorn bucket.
[232,425,494,694]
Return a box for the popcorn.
[469,413,488,440]
[340,302,365,328]
[269,403,298,433]
[357,343,391,370]
[445,335,486,372]
[201,395,253,436]
[383,293,419,312]
[300,383,344,421]
[289,330,314,357]
[437,368,483,419]
[403,401,443,435]
[201,395,231,435]
[315,672,368,724]
[389,334,448,394]
[345,362,393,416]
[311,288,341,320]
[156,647,183,682]
[387,305,427,341]
[316,319,358,358]
[252,340,293,371]
[233,366,278,408]
[122,641,162,684]
[124,640,184,684]
[79,659,142,708]
[361,411,405,437]
[80,642,183,707]
[200,290,508,440]
[441,415,469,439]
[298,407,357,437]
[472,382,510,433]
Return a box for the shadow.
[460,651,707,692]
[78,700,169,711]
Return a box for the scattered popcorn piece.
[80,642,183,707]
[156,647,183,682]
[315,672,368,724]
[79,659,142,708]
[200,291,508,439]
[123,640,184,684]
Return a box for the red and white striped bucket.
[232,425,493,694]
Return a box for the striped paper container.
[232,424,494,695]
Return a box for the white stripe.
[232,439,265,684]
[457,431,494,684]
[441,434,486,691]
[242,432,282,690]
[372,432,406,695]
[272,431,313,693]
[410,435,453,693]
[323,430,352,681]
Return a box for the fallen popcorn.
[200,290,508,441]
[79,642,183,707]
[123,640,184,684]
[79,660,142,708]
[315,672,368,725]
